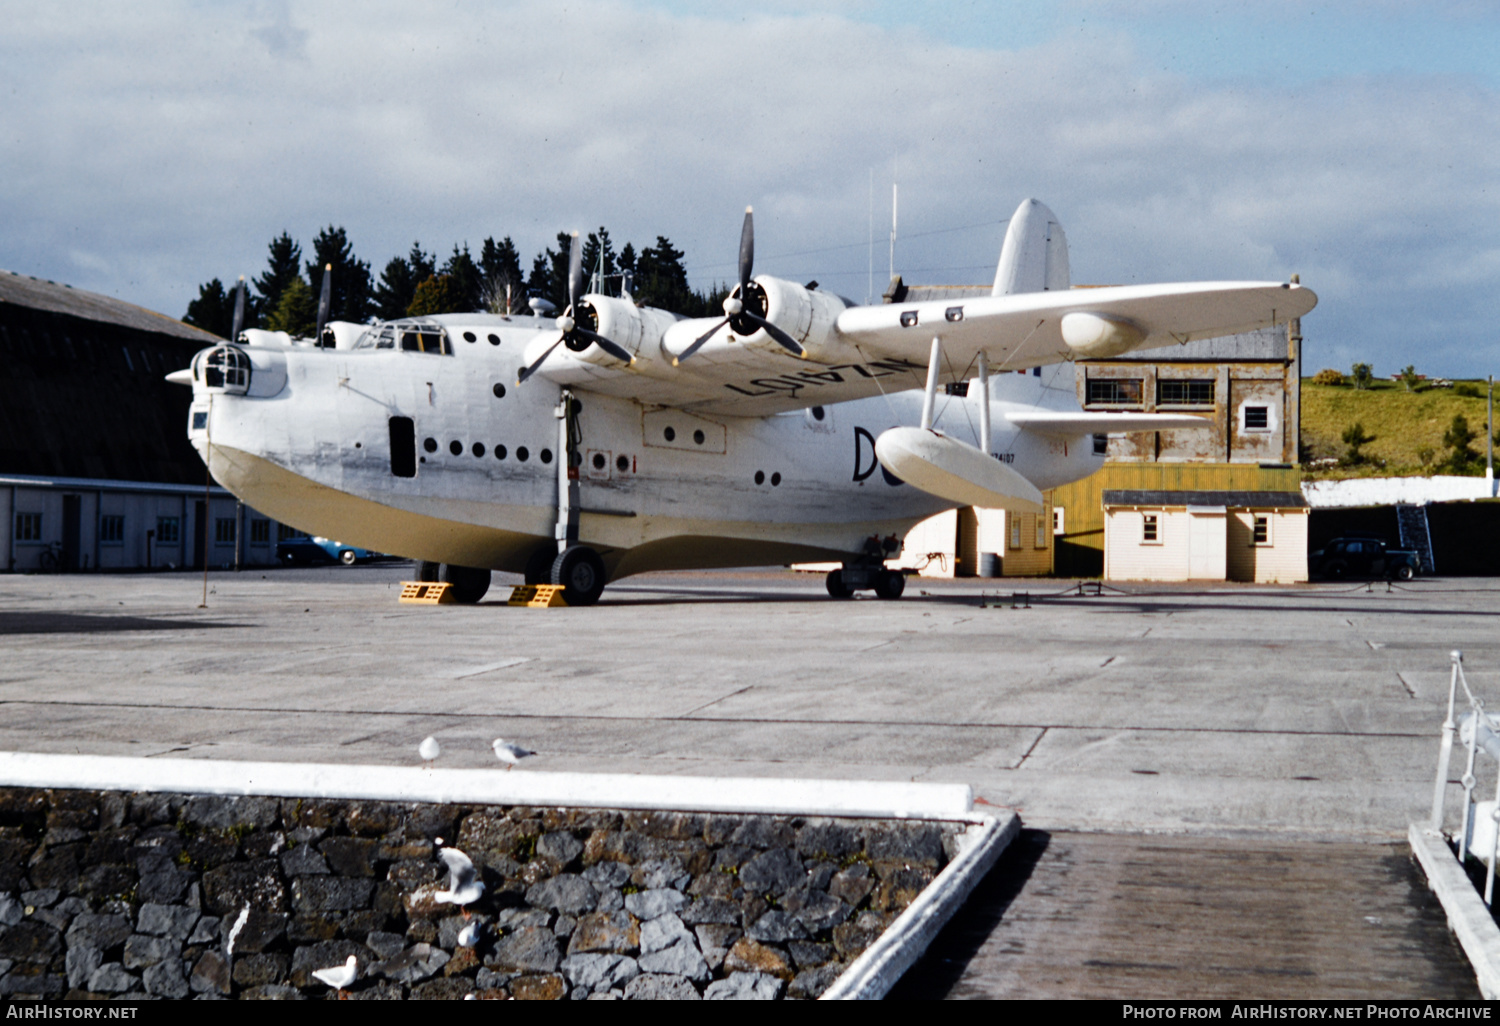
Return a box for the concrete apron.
[0,750,1018,1000]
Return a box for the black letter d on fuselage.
[853,426,878,482]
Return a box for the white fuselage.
[186,315,1100,580]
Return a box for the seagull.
[311,954,358,996]
[457,921,479,947]
[435,845,485,907]
[492,738,534,770]
[418,736,441,766]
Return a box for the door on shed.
[1187,507,1227,580]
[62,494,81,571]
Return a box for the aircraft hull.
[186,330,1102,580]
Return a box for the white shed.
[1102,490,1308,583]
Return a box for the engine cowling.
[746,276,849,361]
[575,295,679,367]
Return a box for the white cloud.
[0,0,1497,373]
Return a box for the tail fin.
[992,199,1070,296]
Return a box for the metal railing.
[1431,650,1500,904]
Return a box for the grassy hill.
[1301,377,1496,479]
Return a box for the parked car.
[1309,536,1421,580]
[276,535,375,566]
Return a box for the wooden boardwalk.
[894,831,1480,1000]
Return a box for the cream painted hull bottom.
[208,445,925,581]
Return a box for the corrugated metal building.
[1,270,283,571]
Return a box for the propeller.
[673,206,806,366]
[315,263,332,342]
[518,232,635,384]
[230,276,246,343]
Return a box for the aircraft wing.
[534,280,1315,418]
[834,281,1315,366]
[1005,411,1212,435]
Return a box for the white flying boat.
[168,200,1316,604]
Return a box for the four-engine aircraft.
[168,199,1316,604]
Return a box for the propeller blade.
[573,328,635,366]
[315,263,332,342]
[230,276,246,343]
[517,336,564,384]
[566,231,584,314]
[738,206,754,293]
[741,311,806,358]
[672,317,728,366]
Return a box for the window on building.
[1086,379,1143,406]
[1053,508,1066,535]
[14,513,42,543]
[278,523,307,542]
[1035,518,1048,549]
[100,515,124,544]
[250,519,270,545]
[156,517,180,544]
[1158,379,1215,405]
[1253,514,1270,545]
[1009,518,1022,550]
[1243,406,1270,431]
[215,518,236,544]
[1142,514,1159,543]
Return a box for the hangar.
[0,270,282,571]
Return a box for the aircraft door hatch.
[388,416,416,478]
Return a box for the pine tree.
[264,276,318,337]
[373,243,436,320]
[581,227,616,294]
[255,233,302,317]
[634,236,698,313]
[305,225,373,324]
[184,278,232,338]
[1341,422,1375,466]
[1443,414,1479,473]
[441,245,482,312]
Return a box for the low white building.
[2,473,279,572]
[1102,489,1308,583]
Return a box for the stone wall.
[0,787,959,1000]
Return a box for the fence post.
[1433,652,1463,830]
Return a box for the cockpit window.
[354,322,450,354]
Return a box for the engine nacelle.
[576,295,680,367]
[751,276,849,361]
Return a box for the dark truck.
[1309,536,1422,580]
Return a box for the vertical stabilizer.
[992,199,1070,296]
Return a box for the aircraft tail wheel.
[873,569,906,600]
[339,549,358,565]
[552,546,606,606]
[417,560,440,582]
[439,563,492,604]
[825,569,853,599]
[1396,564,1415,581]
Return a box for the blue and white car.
[276,535,374,566]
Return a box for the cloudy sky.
[3,0,1498,376]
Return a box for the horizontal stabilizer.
[875,427,1044,513]
[1005,411,1210,435]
